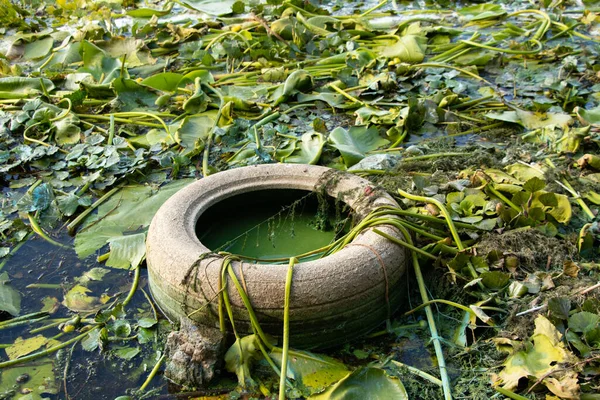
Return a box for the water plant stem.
[405,299,477,319]
[0,327,98,369]
[139,355,166,392]
[390,360,442,386]
[27,213,69,248]
[279,257,296,400]
[0,311,49,327]
[397,190,464,251]
[373,229,437,260]
[495,386,531,400]
[123,263,141,307]
[398,225,453,400]
[67,185,121,234]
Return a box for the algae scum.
[196,190,345,261]
[1,0,600,398]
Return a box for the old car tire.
[146,164,408,349]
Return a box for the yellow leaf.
[544,369,580,399]
[498,315,577,390]
[5,335,48,360]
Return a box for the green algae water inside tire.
[146,164,408,349]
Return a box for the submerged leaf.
[113,346,141,360]
[0,360,58,399]
[62,284,101,312]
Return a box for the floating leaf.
[270,349,349,393]
[106,232,146,269]
[175,114,215,149]
[0,77,55,99]
[329,126,389,167]
[126,3,173,18]
[182,80,209,114]
[283,132,324,165]
[137,317,157,328]
[486,109,572,129]
[23,37,54,60]
[54,113,81,145]
[273,70,313,106]
[0,271,21,316]
[379,35,427,63]
[112,319,132,337]
[310,367,408,400]
[140,72,184,92]
[74,179,193,258]
[459,4,507,21]
[225,334,262,388]
[78,41,121,83]
[111,78,160,112]
[5,335,49,360]
[575,106,600,126]
[181,0,239,16]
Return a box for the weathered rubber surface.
[146,164,408,349]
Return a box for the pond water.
[2,0,597,397]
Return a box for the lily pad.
[0,77,55,99]
[181,0,239,16]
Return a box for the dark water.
[0,235,164,399]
